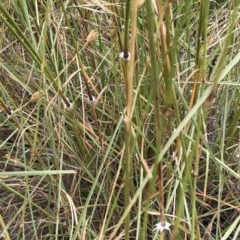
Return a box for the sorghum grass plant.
[0,0,240,239]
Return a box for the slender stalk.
[123,0,131,58]
[144,1,164,240]
[190,0,209,107]
[121,1,132,239]
[122,0,140,238]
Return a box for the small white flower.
[89,96,96,103]
[119,51,131,61]
[7,110,14,117]
[154,221,171,232]
[62,97,73,109]
[169,151,176,159]
[67,102,74,109]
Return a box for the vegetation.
[0,0,239,239]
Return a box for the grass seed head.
[30,90,45,102]
[86,30,99,43]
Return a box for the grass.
[0,0,240,239]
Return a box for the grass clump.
[0,0,240,239]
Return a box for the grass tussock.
[0,0,240,239]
